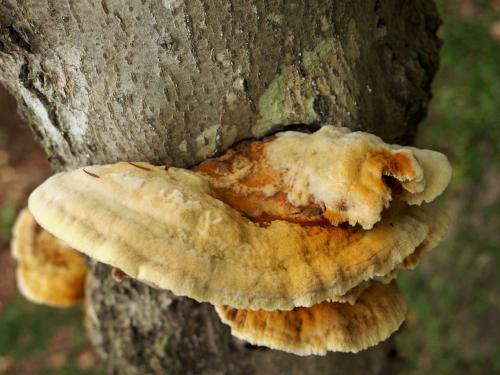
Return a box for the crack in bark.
[7,25,33,54]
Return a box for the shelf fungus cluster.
[15,126,451,355]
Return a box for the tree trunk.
[0,1,440,374]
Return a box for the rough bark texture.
[0,0,439,169]
[0,0,441,374]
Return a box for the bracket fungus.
[11,209,87,307]
[24,125,451,355]
[194,126,451,229]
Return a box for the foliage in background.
[0,298,102,375]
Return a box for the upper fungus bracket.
[259,126,451,229]
[27,132,450,311]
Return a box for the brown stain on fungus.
[194,138,328,226]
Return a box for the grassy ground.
[0,1,498,374]
[0,299,101,375]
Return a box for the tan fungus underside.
[216,281,406,355]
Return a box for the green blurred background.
[0,1,499,374]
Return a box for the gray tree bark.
[0,0,441,374]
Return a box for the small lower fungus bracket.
[215,281,407,355]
